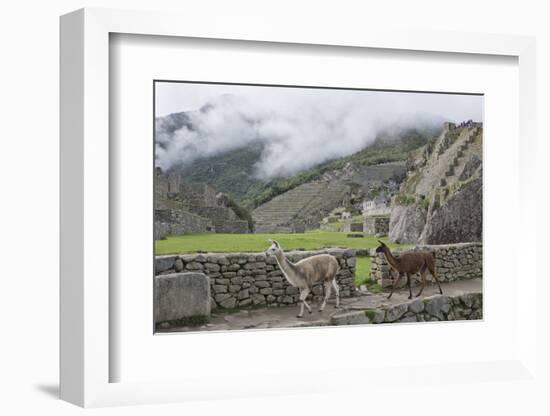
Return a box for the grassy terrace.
[155,230,409,289]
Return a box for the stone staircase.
[252,180,350,233]
[443,127,480,179]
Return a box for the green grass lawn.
[155,229,407,289]
[155,229,404,255]
[355,256,383,292]
[355,256,371,286]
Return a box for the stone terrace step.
[252,180,350,232]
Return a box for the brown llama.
[375,241,443,299]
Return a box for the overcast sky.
[155,82,483,120]
[155,82,483,178]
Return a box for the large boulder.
[421,177,482,244]
[388,204,426,244]
[154,272,211,323]
[388,124,482,245]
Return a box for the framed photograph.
[152,80,484,334]
[60,8,537,408]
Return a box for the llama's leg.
[331,279,340,308]
[415,265,428,297]
[297,287,311,318]
[431,266,443,294]
[406,273,412,299]
[319,281,332,312]
[387,270,401,299]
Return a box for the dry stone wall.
[155,248,357,310]
[364,216,390,235]
[343,222,363,233]
[330,292,482,325]
[370,242,482,287]
[154,169,250,238]
[155,208,213,240]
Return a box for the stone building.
[155,168,249,239]
[362,193,390,216]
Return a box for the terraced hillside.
[389,122,483,244]
[252,181,350,233]
[252,162,406,233]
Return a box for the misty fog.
[155,83,483,179]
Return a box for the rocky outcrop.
[388,204,426,244]
[421,177,482,244]
[330,292,482,325]
[389,122,482,244]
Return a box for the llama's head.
[375,240,387,254]
[265,239,282,257]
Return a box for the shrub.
[421,198,430,211]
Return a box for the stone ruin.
[155,168,249,239]
[363,216,390,235]
[362,193,390,217]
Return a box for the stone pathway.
[159,279,482,333]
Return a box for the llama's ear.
[272,240,280,247]
[378,240,386,246]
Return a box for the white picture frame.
[60,7,537,408]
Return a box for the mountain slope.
[252,161,407,233]
[389,122,483,244]
[156,107,438,208]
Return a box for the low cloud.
[155,85,482,179]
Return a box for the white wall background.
[0,0,548,414]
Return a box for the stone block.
[155,256,177,274]
[213,285,227,294]
[219,297,237,309]
[286,286,299,295]
[384,303,408,322]
[251,294,266,305]
[186,261,204,270]
[409,299,424,314]
[174,258,184,272]
[239,298,252,307]
[155,272,210,323]
[424,295,451,320]
[330,311,370,326]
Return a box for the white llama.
[265,240,340,318]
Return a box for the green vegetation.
[421,197,430,211]
[365,309,376,321]
[354,257,383,292]
[176,129,437,209]
[402,171,421,194]
[395,193,416,206]
[155,229,405,255]
[156,314,209,330]
[179,142,266,205]
[246,129,433,209]
[354,256,371,286]
[217,193,255,232]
